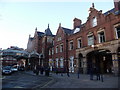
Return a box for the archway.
[86,49,113,74]
[78,53,83,73]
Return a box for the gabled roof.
[104,8,115,15]
[62,27,73,35]
[37,31,44,37]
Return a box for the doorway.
[86,49,113,74]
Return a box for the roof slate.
[62,27,73,35]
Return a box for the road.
[2,71,52,89]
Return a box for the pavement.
[12,71,119,88]
[41,72,119,88]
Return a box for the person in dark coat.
[40,66,44,75]
[77,68,80,79]
[36,65,39,75]
[90,67,94,80]
[66,68,70,77]
[95,67,101,80]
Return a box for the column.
[112,53,119,76]
[83,57,87,74]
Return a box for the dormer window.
[74,28,80,34]
[92,17,97,27]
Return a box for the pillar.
[112,53,119,76]
[83,57,87,74]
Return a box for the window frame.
[77,38,82,48]
[87,32,94,46]
[92,17,97,27]
[69,41,74,50]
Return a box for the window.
[77,38,82,48]
[57,37,62,41]
[52,48,54,55]
[70,41,73,50]
[74,28,80,34]
[116,27,120,39]
[49,50,51,55]
[60,44,63,52]
[56,58,59,68]
[88,35,94,45]
[60,57,64,68]
[56,46,58,53]
[98,31,105,43]
[92,17,97,27]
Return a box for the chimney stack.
[73,18,82,29]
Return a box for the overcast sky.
[0,0,114,49]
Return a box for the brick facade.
[27,1,120,75]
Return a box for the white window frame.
[56,46,58,53]
[97,30,105,43]
[77,38,82,48]
[115,27,120,39]
[92,17,97,27]
[60,57,64,68]
[49,50,51,55]
[52,48,54,55]
[60,44,63,52]
[87,33,94,46]
[69,41,73,50]
[56,58,59,68]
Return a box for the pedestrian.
[40,66,44,75]
[61,68,63,76]
[66,68,70,77]
[100,68,104,82]
[89,65,94,80]
[77,68,80,79]
[96,67,101,81]
[36,65,39,75]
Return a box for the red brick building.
[49,1,120,75]
[27,25,54,69]
[27,1,120,75]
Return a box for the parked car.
[11,66,18,72]
[2,66,12,75]
[18,66,25,71]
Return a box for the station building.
[27,1,120,76]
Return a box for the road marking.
[13,86,23,88]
